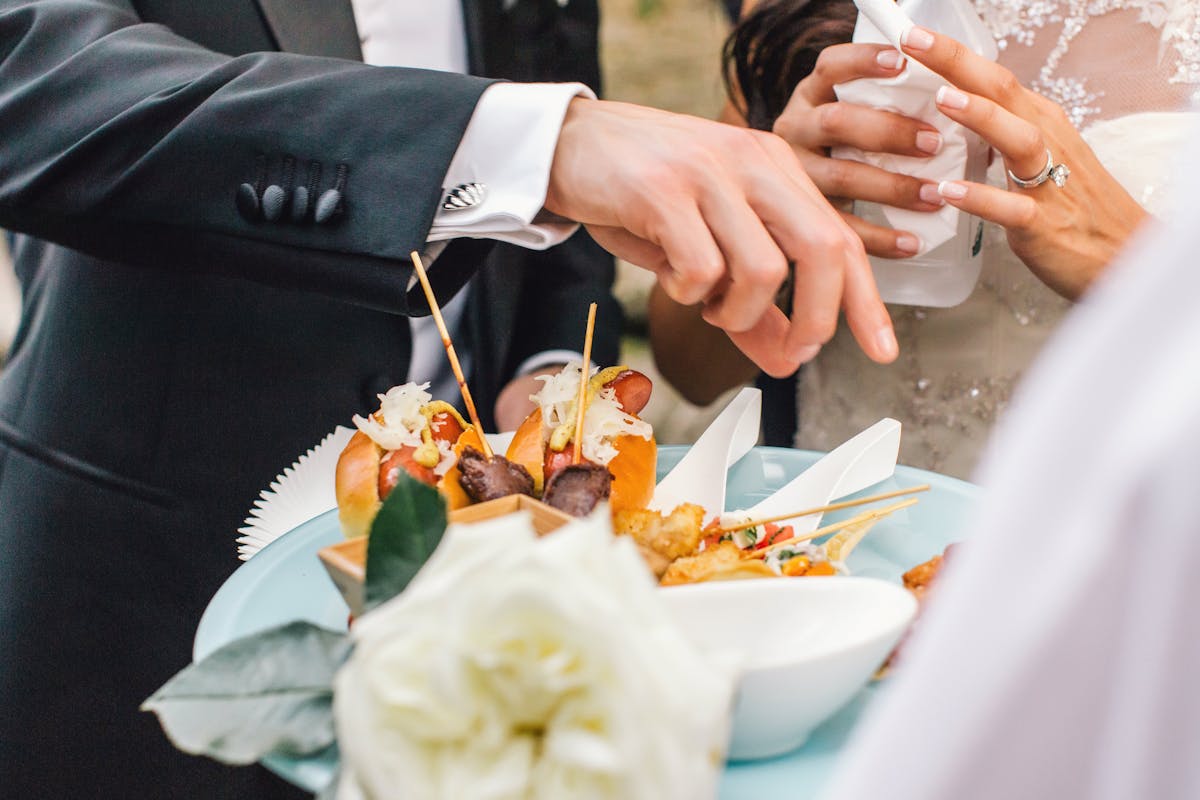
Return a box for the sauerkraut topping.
[530,363,653,466]
[433,438,457,477]
[353,382,433,451]
[354,384,465,477]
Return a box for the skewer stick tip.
[572,303,598,464]
[409,250,493,458]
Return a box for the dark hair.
[723,0,857,131]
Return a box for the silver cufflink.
[442,182,486,211]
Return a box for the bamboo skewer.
[409,250,493,459]
[572,303,598,465]
[713,483,930,535]
[745,497,920,559]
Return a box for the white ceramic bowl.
[659,576,917,760]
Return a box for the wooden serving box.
[318,495,574,616]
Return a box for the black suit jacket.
[0,1,618,797]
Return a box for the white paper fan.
[235,425,355,561]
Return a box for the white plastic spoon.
[736,418,902,535]
[648,386,761,522]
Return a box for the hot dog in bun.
[335,382,486,538]
[505,364,656,516]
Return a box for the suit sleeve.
[0,0,497,313]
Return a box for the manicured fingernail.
[896,233,921,255]
[938,180,968,200]
[915,130,943,154]
[935,85,969,110]
[918,183,944,205]
[901,26,934,51]
[875,327,899,361]
[876,49,905,70]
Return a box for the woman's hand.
[901,26,1148,300]
[771,43,946,259]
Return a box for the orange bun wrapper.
[438,426,484,511]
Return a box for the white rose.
[333,510,734,800]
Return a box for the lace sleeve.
[973,0,1200,128]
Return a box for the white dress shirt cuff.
[428,82,595,250]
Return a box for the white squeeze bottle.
[839,0,998,307]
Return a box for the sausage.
[378,446,437,498]
[376,412,464,498]
[606,370,652,415]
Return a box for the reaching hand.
[494,367,558,433]
[543,97,898,377]
[900,26,1148,300]
[770,43,946,259]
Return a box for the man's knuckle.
[801,311,839,344]
[746,252,789,285]
[638,160,681,190]
[679,255,723,284]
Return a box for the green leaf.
[364,470,448,613]
[141,621,349,764]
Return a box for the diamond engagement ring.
[1008,149,1070,189]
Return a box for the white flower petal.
[334,509,735,800]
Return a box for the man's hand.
[544,98,898,376]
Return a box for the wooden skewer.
[572,303,598,465]
[713,483,930,535]
[746,497,920,559]
[409,250,493,459]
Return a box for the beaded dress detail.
[796,0,1200,478]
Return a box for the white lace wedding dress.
[796,0,1200,478]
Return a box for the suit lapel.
[255,0,363,60]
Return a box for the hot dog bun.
[606,431,656,514]
[335,430,384,540]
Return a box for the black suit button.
[291,186,310,222]
[314,189,342,224]
[361,374,397,408]
[236,183,259,220]
[261,185,287,221]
